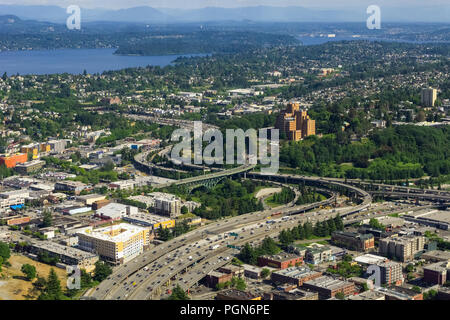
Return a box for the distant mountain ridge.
[0,4,448,23]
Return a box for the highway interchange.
[85,117,450,300]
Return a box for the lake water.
[0,48,206,75]
[0,38,445,75]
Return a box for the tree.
[42,210,53,227]
[0,241,10,263]
[39,268,63,300]
[181,206,188,214]
[21,264,37,281]
[411,286,422,294]
[169,284,189,300]
[93,261,113,282]
[234,277,247,291]
[335,292,345,300]
[261,268,271,279]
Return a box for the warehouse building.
[96,202,138,220]
[54,180,88,195]
[27,241,99,272]
[0,189,29,212]
[15,160,45,174]
[76,194,107,206]
[122,211,175,230]
[216,289,261,301]
[258,252,303,269]
[302,276,356,299]
[271,266,322,286]
[265,288,318,300]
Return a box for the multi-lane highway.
[86,149,450,300]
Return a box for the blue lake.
[0,48,207,75]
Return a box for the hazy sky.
[0,0,447,10]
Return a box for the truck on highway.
[188,256,193,261]
[210,244,220,250]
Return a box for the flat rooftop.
[124,212,173,224]
[77,223,148,243]
[30,241,97,260]
[304,276,353,290]
[405,209,450,224]
[273,266,319,279]
[421,250,450,262]
[354,254,388,265]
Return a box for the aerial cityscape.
[0,0,448,309]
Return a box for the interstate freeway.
[86,151,449,300]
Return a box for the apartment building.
[377,261,404,286]
[77,223,151,264]
[275,103,316,141]
[148,192,181,217]
[379,235,425,262]
[421,88,437,107]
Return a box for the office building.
[77,223,151,264]
[331,231,375,252]
[379,235,425,262]
[275,103,315,141]
[421,88,437,107]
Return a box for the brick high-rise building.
[377,261,403,286]
[276,103,315,141]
